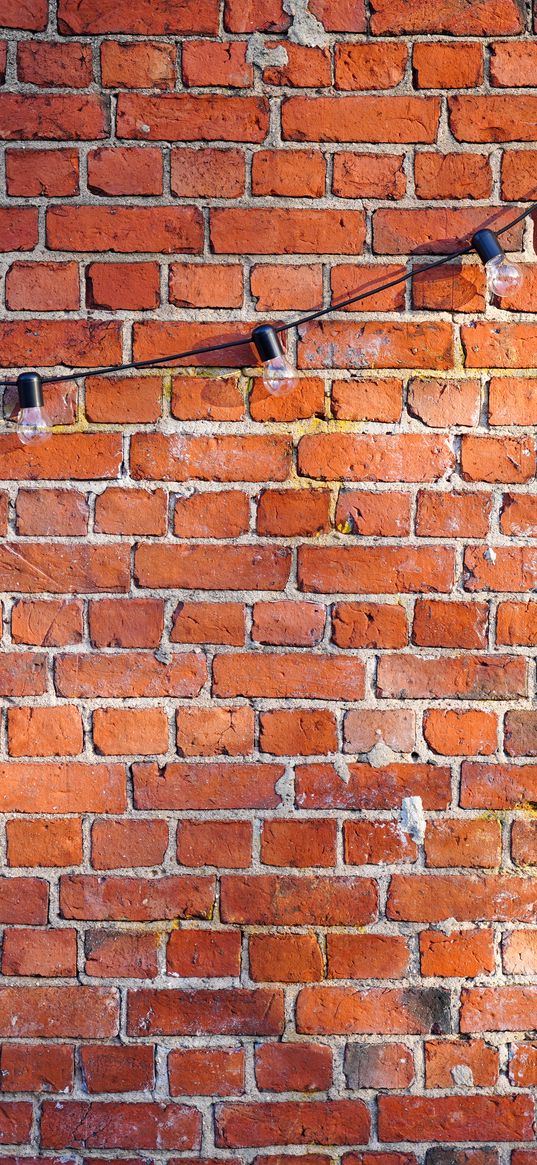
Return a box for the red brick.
[174,490,249,538]
[224,0,290,33]
[17,40,93,86]
[171,376,245,421]
[378,1096,531,1143]
[2,0,48,29]
[331,265,406,312]
[56,652,205,698]
[332,379,403,421]
[7,706,83,757]
[503,931,537,974]
[211,208,365,255]
[91,819,169,869]
[415,153,492,199]
[252,149,326,197]
[412,263,485,312]
[118,93,268,142]
[257,488,329,537]
[89,598,164,647]
[171,601,245,646]
[2,928,76,976]
[420,929,495,977]
[95,487,166,533]
[169,1048,244,1096]
[215,1100,370,1148]
[344,1044,414,1090]
[127,987,284,1036]
[462,436,535,483]
[41,1101,201,1150]
[101,40,176,88]
[332,603,409,650]
[424,818,501,867]
[260,819,337,866]
[335,43,407,89]
[176,707,254,757]
[461,987,537,1032]
[88,147,163,196]
[131,433,291,481]
[413,599,488,649]
[460,761,537,810]
[0,1103,34,1144]
[0,1044,73,1093]
[299,431,453,477]
[249,934,324,983]
[48,204,202,253]
[221,874,377,926]
[177,821,252,869]
[377,654,525,699]
[133,761,282,811]
[413,42,483,87]
[135,544,290,591]
[6,260,79,312]
[450,95,537,141]
[167,929,241,978]
[308,0,367,30]
[61,873,214,921]
[130,322,259,369]
[0,94,106,140]
[333,156,405,199]
[510,1043,537,1087]
[299,545,454,595]
[171,148,245,197]
[374,207,521,255]
[463,322,537,369]
[6,818,82,868]
[502,151,537,200]
[0,986,118,1038]
[85,931,158,979]
[465,545,537,591]
[0,764,125,814]
[408,377,480,426]
[213,653,364,700]
[263,43,331,87]
[511,818,537,860]
[335,490,410,536]
[344,820,417,865]
[370,0,522,33]
[58,0,219,33]
[0,207,37,251]
[490,377,537,425]
[81,1046,154,1093]
[170,263,243,309]
[389,873,537,923]
[260,711,337,758]
[296,762,450,811]
[327,934,410,978]
[183,40,252,87]
[296,986,450,1035]
[0,322,121,369]
[497,601,537,646]
[5,148,79,196]
[423,709,497,757]
[416,491,492,538]
[255,1044,332,1092]
[251,264,323,312]
[87,263,160,311]
[282,96,439,143]
[15,488,89,537]
[93,707,168,756]
[0,542,128,595]
[252,601,326,647]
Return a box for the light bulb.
[252,324,298,397]
[16,372,51,446]
[472,227,522,299]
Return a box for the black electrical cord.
[2,199,537,391]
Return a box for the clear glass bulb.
[486,253,522,296]
[17,405,51,445]
[262,354,298,396]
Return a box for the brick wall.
[1,0,537,1158]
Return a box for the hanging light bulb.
[252,324,298,396]
[16,373,51,445]
[472,228,522,297]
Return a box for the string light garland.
[4,200,537,445]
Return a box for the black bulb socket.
[472,228,504,266]
[17,372,44,410]
[252,324,285,363]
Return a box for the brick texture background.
[1,0,537,1159]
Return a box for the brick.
[415,491,492,538]
[93,708,168,756]
[220,874,377,926]
[80,1046,154,1093]
[15,488,89,536]
[503,931,537,974]
[461,987,537,1033]
[213,653,365,700]
[414,153,492,199]
[335,491,410,538]
[87,264,161,312]
[2,928,76,976]
[331,379,403,422]
[296,986,450,1035]
[176,707,254,757]
[0,986,118,1038]
[6,261,79,312]
[252,149,325,198]
[413,42,483,88]
[465,545,537,592]
[127,988,284,1036]
[215,1100,370,1148]
[511,818,537,861]
[377,654,526,699]
[131,433,291,481]
[296,762,450,811]
[309,0,366,30]
[263,43,331,87]
[327,934,410,979]
[252,601,325,647]
[388,873,537,923]
[135,544,290,591]
[423,710,497,757]
[378,1095,532,1143]
[95,487,166,533]
[41,1101,201,1150]
[89,599,164,647]
[413,599,488,649]
[331,265,406,313]
[1,0,48,29]
[48,205,202,253]
[170,263,243,309]
[0,431,120,478]
[55,652,206,698]
[249,934,324,983]
[174,490,249,538]
[510,1043,537,1087]
[374,207,521,255]
[257,489,329,537]
[299,433,454,479]
[460,761,537,809]
[101,40,176,88]
[282,96,440,143]
[301,324,453,373]
[255,1044,332,1092]
[497,601,537,646]
[0,764,125,813]
[490,377,537,425]
[171,601,245,646]
[344,821,417,865]
[85,930,158,979]
[183,41,252,87]
[167,929,241,978]
[7,706,83,757]
[462,436,535,483]
[420,929,495,977]
[333,155,406,199]
[223,0,290,33]
[408,377,480,427]
[332,603,409,650]
[88,147,163,196]
[14,599,82,648]
[6,818,82,868]
[17,40,93,86]
[424,818,501,866]
[0,321,122,369]
[0,1044,73,1093]
[61,874,214,922]
[299,545,454,595]
[251,263,323,311]
[335,43,406,90]
[260,711,337,757]
[171,148,245,197]
[58,0,219,33]
[169,1049,244,1096]
[260,819,337,865]
[177,821,252,869]
[118,93,268,142]
[463,322,537,368]
[0,94,106,140]
[211,209,365,255]
[133,761,282,811]
[370,0,522,33]
[130,322,258,369]
[91,819,169,869]
[450,95,537,141]
[0,1103,33,1143]
[502,151,537,200]
[172,376,245,421]
[0,207,38,251]
[412,263,485,312]
[5,148,79,196]
[344,1044,414,1090]
[491,40,537,85]
[0,542,128,595]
